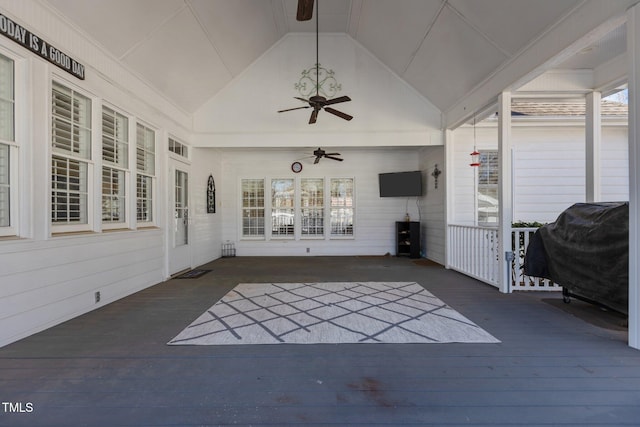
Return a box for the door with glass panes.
[169,163,191,275]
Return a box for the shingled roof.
[510,100,628,117]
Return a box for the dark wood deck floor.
[1,256,639,426]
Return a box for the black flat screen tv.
[379,171,423,197]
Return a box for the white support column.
[444,128,455,269]
[585,91,602,202]
[628,4,640,350]
[498,92,513,294]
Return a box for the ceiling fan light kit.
[278,0,353,125]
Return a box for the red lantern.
[470,149,480,167]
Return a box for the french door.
[169,163,191,275]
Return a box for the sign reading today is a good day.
[0,12,85,80]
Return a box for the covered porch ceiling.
[42,0,635,128]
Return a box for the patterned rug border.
[168,282,500,345]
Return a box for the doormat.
[168,282,500,345]
[175,269,211,279]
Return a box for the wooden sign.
[0,12,85,80]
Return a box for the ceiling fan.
[311,147,343,164]
[278,0,353,124]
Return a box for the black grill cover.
[524,202,629,314]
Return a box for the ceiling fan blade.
[278,106,311,113]
[324,155,343,162]
[296,0,314,21]
[324,107,353,121]
[309,109,318,124]
[324,96,351,106]
[313,156,320,164]
[294,97,310,103]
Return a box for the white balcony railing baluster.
[448,225,560,291]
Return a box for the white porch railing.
[448,225,500,288]
[447,225,561,292]
[511,227,561,291]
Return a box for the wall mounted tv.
[379,171,423,197]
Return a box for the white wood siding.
[218,148,425,257]
[512,127,587,223]
[452,122,629,225]
[600,127,630,202]
[0,2,200,347]
[0,1,442,347]
[190,148,224,265]
[451,125,498,225]
[419,146,446,264]
[0,231,164,346]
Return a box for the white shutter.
[52,82,91,159]
[102,106,128,167]
[0,143,9,227]
[0,54,14,142]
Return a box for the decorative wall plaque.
[206,174,216,213]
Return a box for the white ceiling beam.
[593,53,628,91]
[516,69,594,94]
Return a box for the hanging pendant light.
[470,115,480,167]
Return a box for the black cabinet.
[396,221,420,258]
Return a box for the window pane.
[136,123,155,174]
[0,55,14,140]
[271,178,294,237]
[0,143,9,226]
[102,167,125,223]
[136,174,153,222]
[168,137,188,158]
[51,155,88,224]
[478,151,499,225]
[242,179,264,237]
[478,152,499,185]
[102,107,129,168]
[301,178,324,236]
[330,178,353,236]
[52,82,91,159]
[136,124,155,223]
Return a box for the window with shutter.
[271,178,294,238]
[102,106,128,226]
[242,179,265,237]
[301,178,324,237]
[0,53,14,233]
[136,123,155,224]
[51,82,91,230]
[330,178,354,237]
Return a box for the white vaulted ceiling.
[42,0,629,119]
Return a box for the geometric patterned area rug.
[168,282,500,345]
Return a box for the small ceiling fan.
[311,147,343,164]
[278,0,353,124]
